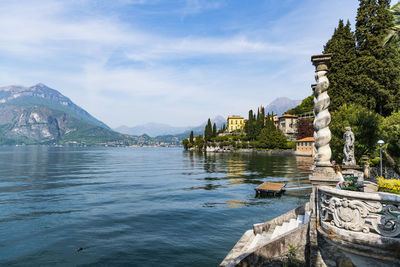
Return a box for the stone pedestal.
[341,165,364,181]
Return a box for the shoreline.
[187,147,298,156]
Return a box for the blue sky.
[0,0,360,128]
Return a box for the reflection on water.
[296,156,314,175]
[189,151,313,190]
[0,147,313,267]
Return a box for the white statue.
[343,127,356,165]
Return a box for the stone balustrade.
[318,186,400,238]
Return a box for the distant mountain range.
[0,83,301,146]
[114,97,300,139]
[0,84,159,146]
[115,115,226,137]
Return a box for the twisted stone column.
[312,54,332,167]
[309,54,336,267]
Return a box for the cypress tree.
[245,110,255,140]
[212,123,217,137]
[205,118,212,141]
[355,0,400,116]
[189,131,194,143]
[323,20,358,112]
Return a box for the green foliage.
[204,118,213,142]
[381,111,400,161]
[383,2,400,45]
[189,131,194,143]
[245,110,256,139]
[286,141,296,150]
[330,104,382,162]
[355,0,400,116]
[194,135,205,151]
[285,244,301,267]
[323,19,358,113]
[257,126,288,149]
[212,123,217,138]
[285,95,314,115]
[182,139,189,150]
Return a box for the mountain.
[115,123,189,137]
[0,83,109,129]
[115,115,227,138]
[0,83,137,145]
[264,97,301,116]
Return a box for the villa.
[227,115,245,132]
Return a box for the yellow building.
[227,115,245,132]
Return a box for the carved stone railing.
[318,186,400,238]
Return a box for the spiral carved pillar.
[308,54,335,267]
[312,54,332,167]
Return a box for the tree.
[189,131,194,143]
[257,127,288,149]
[194,135,205,151]
[182,139,189,150]
[381,111,400,159]
[383,2,400,45]
[285,95,314,115]
[323,19,358,112]
[355,0,400,116]
[212,123,217,137]
[255,106,265,137]
[297,119,314,140]
[330,104,382,163]
[204,118,212,141]
[245,110,256,140]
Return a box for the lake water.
[0,146,312,266]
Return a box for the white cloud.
[0,0,359,127]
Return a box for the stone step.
[246,232,273,252]
[271,225,282,240]
[297,215,304,224]
[281,222,289,233]
[304,211,311,224]
[287,218,299,231]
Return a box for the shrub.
[377,177,400,194]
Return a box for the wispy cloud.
[0,0,359,127]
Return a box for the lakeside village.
[182,106,315,156]
[218,1,400,266]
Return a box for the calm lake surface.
[0,146,312,266]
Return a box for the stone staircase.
[248,211,310,251]
[220,209,311,267]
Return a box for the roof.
[279,114,298,119]
[296,137,314,142]
[228,115,244,119]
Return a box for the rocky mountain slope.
[0,84,135,145]
[264,97,301,116]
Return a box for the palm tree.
[383,3,400,45]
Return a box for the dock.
[255,182,286,196]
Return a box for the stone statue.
[343,127,356,165]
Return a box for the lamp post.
[377,140,385,177]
